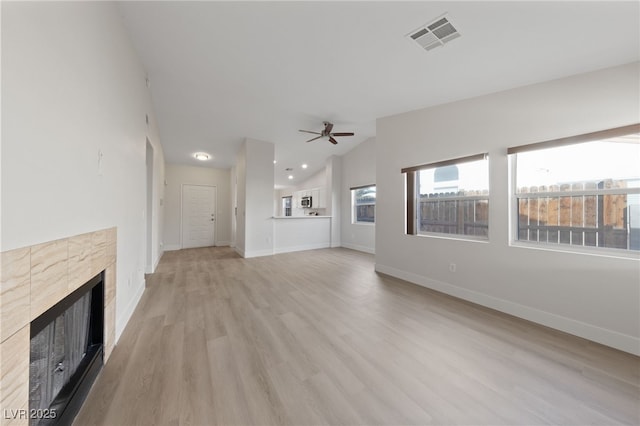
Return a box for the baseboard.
[158,247,164,264]
[374,263,640,356]
[274,242,331,254]
[144,253,162,274]
[152,254,161,272]
[234,246,245,257]
[330,241,341,248]
[243,248,275,258]
[340,242,375,254]
[114,278,146,343]
[167,243,231,250]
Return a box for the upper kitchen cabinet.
[312,188,327,209]
[294,187,326,209]
[318,188,327,209]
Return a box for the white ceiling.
[117,1,640,187]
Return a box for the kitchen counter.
[273,216,331,253]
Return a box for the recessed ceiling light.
[194,152,210,161]
[288,175,294,180]
[273,160,277,164]
[302,164,308,169]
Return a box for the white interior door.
[182,185,216,249]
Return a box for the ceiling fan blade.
[330,132,354,137]
[306,135,323,143]
[328,137,338,145]
[299,130,322,135]
[324,122,334,134]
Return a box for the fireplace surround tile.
[91,230,108,277]
[0,247,31,343]
[106,228,117,266]
[0,227,117,425]
[105,264,116,305]
[68,232,94,293]
[0,326,30,426]
[104,300,116,360]
[30,239,69,320]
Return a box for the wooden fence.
[517,180,631,249]
[417,179,637,249]
[355,205,375,223]
[419,192,489,237]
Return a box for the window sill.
[352,221,375,226]
[510,240,640,260]
[411,232,489,243]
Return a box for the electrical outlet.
[449,263,456,273]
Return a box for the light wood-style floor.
[75,247,640,425]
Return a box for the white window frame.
[403,153,489,241]
[351,184,376,225]
[508,124,640,259]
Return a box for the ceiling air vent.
[408,15,461,52]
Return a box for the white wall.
[235,139,275,257]
[235,147,247,255]
[341,137,376,254]
[273,217,331,254]
[1,2,165,341]
[297,170,327,191]
[326,156,342,248]
[163,164,231,250]
[376,62,640,355]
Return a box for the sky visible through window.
[516,136,640,189]
[419,159,489,194]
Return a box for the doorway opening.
[145,140,154,273]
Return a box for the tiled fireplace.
[1,228,117,426]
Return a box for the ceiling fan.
[299,121,354,145]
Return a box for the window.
[352,185,376,224]
[509,124,640,252]
[282,196,292,217]
[403,154,489,239]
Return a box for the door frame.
[180,184,217,249]
[145,139,154,273]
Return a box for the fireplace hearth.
[29,272,104,425]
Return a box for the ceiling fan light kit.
[299,121,355,145]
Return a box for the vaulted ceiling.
[117,1,640,187]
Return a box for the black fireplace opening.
[29,272,104,426]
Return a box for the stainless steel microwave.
[301,196,312,208]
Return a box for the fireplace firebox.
[29,272,104,425]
